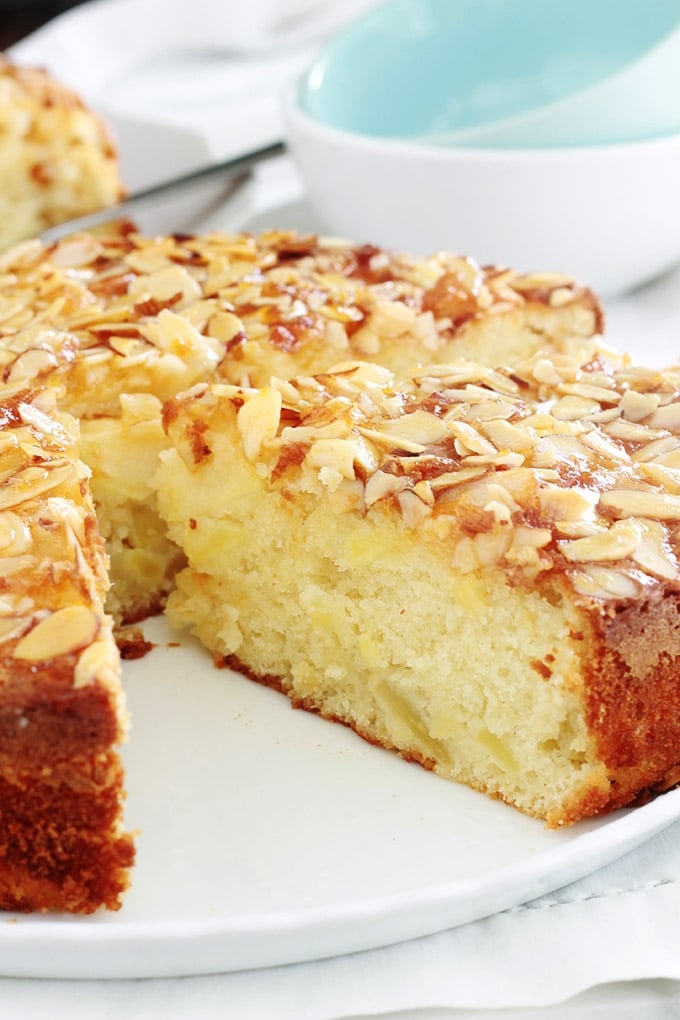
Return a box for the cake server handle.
[40,139,286,244]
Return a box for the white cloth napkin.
[1,818,680,1019]
[7,2,680,1016]
[10,0,376,158]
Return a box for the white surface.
[2,616,680,980]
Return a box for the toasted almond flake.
[537,486,598,524]
[377,409,450,446]
[531,358,563,386]
[49,236,101,269]
[238,386,282,461]
[638,462,680,494]
[512,526,552,549]
[429,467,486,490]
[0,510,32,554]
[560,519,642,562]
[13,606,100,662]
[397,489,432,525]
[447,420,497,457]
[306,438,357,481]
[364,470,407,507]
[572,566,640,600]
[0,462,74,511]
[599,489,680,521]
[472,528,513,567]
[484,499,512,524]
[631,519,679,580]
[619,389,661,422]
[605,419,668,443]
[479,418,538,453]
[632,436,680,463]
[357,426,426,454]
[647,403,680,430]
[551,395,601,420]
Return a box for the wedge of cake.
[154,352,680,826]
[0,228,602,624]
[0,56,124,250]
[0,379,133,913]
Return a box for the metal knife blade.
[40,139,286,244]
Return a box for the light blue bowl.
[299,0,680,147]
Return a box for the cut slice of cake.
[154,352,680,827]
[0,228,603,624]
[0,380,133,913]
[0,56,124,250]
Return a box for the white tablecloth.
[8,2,680,1015]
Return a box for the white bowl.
[284,93,680,295]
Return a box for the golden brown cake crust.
[0,382,133,913]
[581,596,680,810]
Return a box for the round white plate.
[2,615,680,979]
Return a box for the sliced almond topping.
[305,438,357,481]
[560,519,642,562]
[572,566,640,600]
[551,395,601,420]
[364,470,407,507]
[0,462,74,511]
[128,265,202,307]
[599,489,680,521]
[647,403,680,431]
[447,420,497,457]
[237,386,282,461]
[378,409,450,447]
[13,606,100,662]
[538,486,597,524]
[619,389,660,422]
[632,436,680,463]
[631,519,679,580]
[0,510,32,555]
[479,418,538,453]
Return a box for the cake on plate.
[155,352,680,826]
[5,224,672,914]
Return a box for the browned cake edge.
[0,653,134,913]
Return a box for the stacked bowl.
[284,0,680,294]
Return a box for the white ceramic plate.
[2,615,680,980]
[2,118,680,981]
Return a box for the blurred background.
[0,0,88,47]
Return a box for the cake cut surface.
[155,352,680,826]
[0,57,124,250]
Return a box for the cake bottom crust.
[221,641,680,830]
